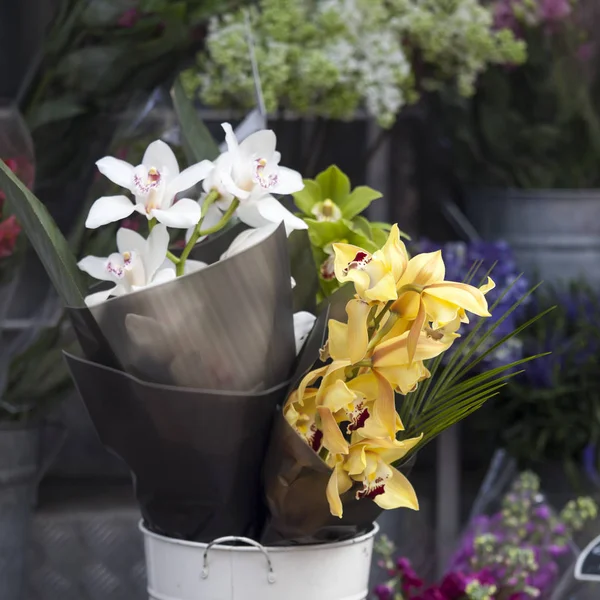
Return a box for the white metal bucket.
[141,521,379,600]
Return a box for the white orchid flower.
[204,123,307,234]
[220,224,280,261]
[86,140,213,230]
[294,311,316,354]
[78,224,176,307]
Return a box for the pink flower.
[118,8,141,28]
[440,572,468,600]
[0,215,21,258]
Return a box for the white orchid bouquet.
[0,82,546,544]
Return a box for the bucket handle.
[201,536,276,584]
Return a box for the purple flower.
[534,505,551,521]
[473,568,497,586]
[539,0,571,22]
[415,587,448,600]
[549,544,569,557]
[374,584,394,600]
[440,572,468,599]
[396,557,423,591]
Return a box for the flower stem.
[148,217,157,232]
[166,251,180,265]
[176,192,239,276]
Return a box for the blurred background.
[1,0,600,598]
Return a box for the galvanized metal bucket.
[465,188,600,288]
[141,521,379,600]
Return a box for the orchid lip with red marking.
[347,404,370,433]
[253,158,279,189]
[356,479,386,500]
[343,251,372,275]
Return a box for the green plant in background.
[441,0,600,188]
[183,0,525,128]
[291,165,406,299]
[491,284,600,481]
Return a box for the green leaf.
[171,76,220,162]
[315,165,350,206]
[0,160,87,307]
[292,179,322,216]
[81,0,137,26]
[340,185,382,219]
[27,97,86,131]
[350,215,372,239]
[305,218,377,252]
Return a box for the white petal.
[95,157,135,191]
[220,169,251,201]
[239,129,277,159]
[133,203,150,218]
[167,160,214,198]
[220,224,279,260]
[85,195,135,229]
[142,140,179,178]
[237,196,307,234]
[150,268,177,286]
[294,311,317,354]
[222,123,239,155]
[291,277,296,288]
[84,287,116,307]
[116,227,146,255]
[78,256,111,281]
[143,224,170,281]
[151,198,201,229]
[270,166,304,195]
[184,259,208,274]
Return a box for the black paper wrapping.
[68,223,295,391]
[65,351,288,541]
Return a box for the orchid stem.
[176,191,239,276]
[148,217,157,232]
[166,251,180,265]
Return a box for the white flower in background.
[86,140,213,229]
[78,224,176,306]
[294,311,317,354]
[204,123,307,234]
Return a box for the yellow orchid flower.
[332,224,408,302]
[326,435,422,517]
[284,389,323,452]
[318,372,403,441]
[391,250,494,362]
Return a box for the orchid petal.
[269,166,304,195]
[346,298,371,364]
[317,407,349,455]
[151,198,201,229]
[326,463,353,518]
[238,128,277,159]
[183,260,208,274]
[95,157,135,191]
[143,223,170,281]
[328,319,349,362]
[293,311,316,354]
[425,282,491,318]
[78,256,112,281]
[372,371,399,438]
[142,140,179,177]
[84,287,116,307]
[407,299,426,364]
[148,268,176,287]
[220,168,251,201]
[321,379,357,413]
[380,224,409,281]
[86,195,135,229]
[116,227,146,255]
[397,251,445,288]
[374,467,419,511]
[237,196,307,233]
[375,361,430,395]
[167,160,214,198]
[220,224,279,260]
[221,123,239,155]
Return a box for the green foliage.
[291,165,407,300]
[441,1,600,188]
[187,0,524,127]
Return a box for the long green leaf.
[171,76,219,162]
[0,160,87,307]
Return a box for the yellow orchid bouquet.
[263,223,547,541]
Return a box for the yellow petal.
[378,433,423,464]
[364,272,398,303]
[372,371,397,439]
[332,242,371,293]
[380,224,409,281]
[295,365,328,405]
[391,290,421,320]
[346,299,371,363]
[425,282,491,317]
[326,462,353,518]
[321,379,357,413]
[480,276,496,295]
[317,406,349,455]
[373,331,447,367]
[374,467,419,511]
[346,444,367,475]
[375,361,430,395]
[328,319,349,362]
[422,294,461,327]
[347,371,380,399]
[406,299,426,364]
[397,251,445,288]
[316,360,352,404]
